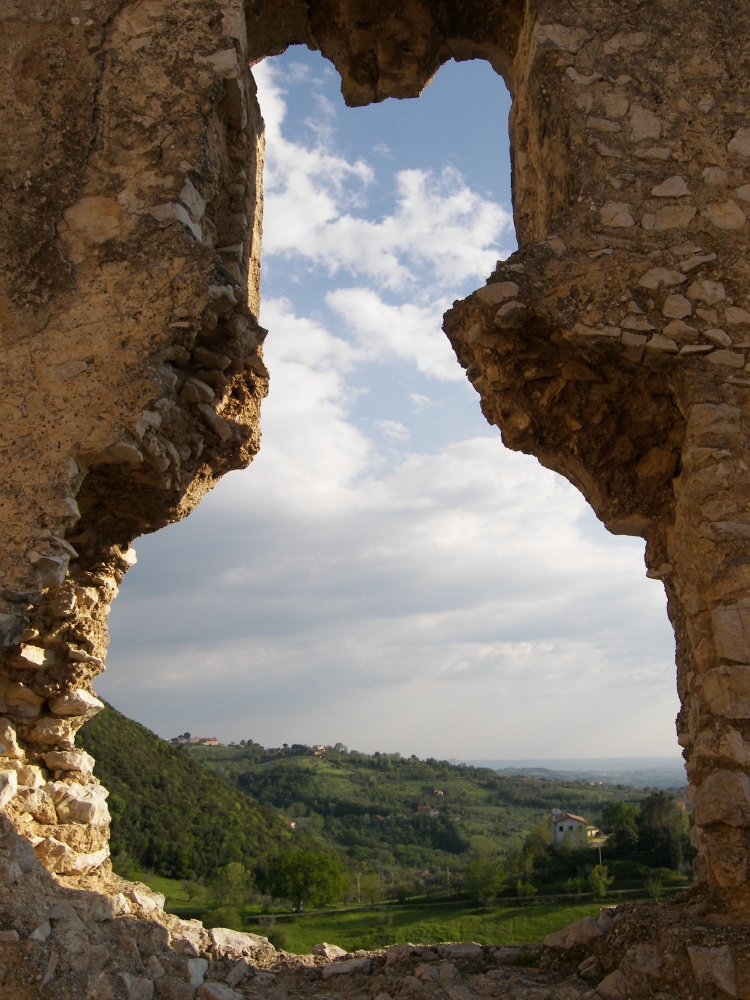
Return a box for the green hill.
[182,741,646,870]
[76,705,290,880]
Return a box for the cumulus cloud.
[255,59,514,294]
[100,49,680,761]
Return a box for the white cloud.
[255,59,514,295]
[99,48,680,763]
[377,420,409,442]
[326,287,464,381]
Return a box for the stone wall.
[2,0,750,994]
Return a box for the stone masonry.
[2,0,750,996]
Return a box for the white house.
[551,810,588,848]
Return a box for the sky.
[98,48,682,762]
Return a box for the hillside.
[183,741,648,870]
[76,705,290,880]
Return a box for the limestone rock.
[48,691,104,720]
[321,957,372,978]
[0,860,23,886]
[596,968,629,999]
[0,721,22,760]
[728,128,750,158]
[544,916,604,948]
[651,176,689,197]
[312,942,347,959]
[87,893,131,921]
[185,958,208,987]
[127,886,166,914]
[46,781,110,825]
[33,837,109,875]
[118,973,155,1000]
[627,942,662,978]
[17,787,56,824]
[225,958,252,987]
[687,945,738,997]
[475,282,519,305]
[209,926,270,958]
[704,200,747,230]
[702,666,750,718]
[601,202,635,227]
[29,716,76,746]
[692,769,750,827]
[414,962,439,981]
[28,920,51,942]
[578,955,603,981]
[170,919,210,957]
[0,614,26,653]
[0,816,37,872]
[196,984,244,1000]
[42,750,95,775]
[437,943,483,959]
[0,771,17,810]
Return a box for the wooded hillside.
[76,705,290,879]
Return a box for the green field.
[136,869,605,954]
[244,900,604,953]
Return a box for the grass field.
[135,870,603,954]
[244,900,603,954]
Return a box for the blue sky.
[98,49,681,761]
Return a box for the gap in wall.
[99,49,679,764]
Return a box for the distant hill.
[183,742,649,870]
[464,758,687,790]
[76,705,290,880]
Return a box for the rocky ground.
[0,810,747,1000]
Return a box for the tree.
[516,879,538,898]
[588,864,613,899]
[601,801,639,852]
[359,872,381,906]
[266,849,347,912]
[636,791,691,870]
[464,847,505,905]
[210,861,252,913]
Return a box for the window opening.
[101,48,678,767]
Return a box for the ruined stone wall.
[2,0,750,996]
[1,0,268,874]
[444,0,750,909]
